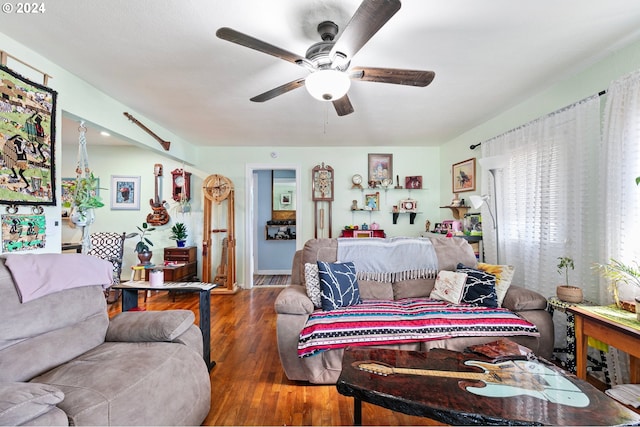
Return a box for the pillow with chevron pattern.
[304,262,322,309]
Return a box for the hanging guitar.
[146,163,170,226]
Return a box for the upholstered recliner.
[0,254,211,426]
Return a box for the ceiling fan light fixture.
[305,69,351,101]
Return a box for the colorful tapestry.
[298,298,539,358]
[0,65,57,205]
[1,214,46,252]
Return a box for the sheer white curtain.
[482,96,602,300]
[600,70,640,303]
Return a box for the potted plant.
[594,259,640,315]
[133,222,155,265]
[556,256,583,303]
[68,173,104,226]
[169,222,188,247]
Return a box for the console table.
[568,305,640,383]
[163,246,197,281]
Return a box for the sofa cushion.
[106,310,195,342]
[318,261,361,311]
[304,263,322,308]
[457,264,498,308]
[477,263,515,306]
[392,278,435,300]
[429,270,468,304]
[0,382,64,426]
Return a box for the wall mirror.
[272,170,296,221]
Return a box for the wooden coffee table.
[337,345,640,425]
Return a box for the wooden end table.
[568,305,640,384]
[113,281,217,371]
[337,345,640,426]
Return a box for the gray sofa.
[0,254,211,426]
[275,237,554,384]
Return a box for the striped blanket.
[298,298,539,358]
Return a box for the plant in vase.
[133,222,155,265]
[68,172,104,226]
[169,222,188,247]
[594,259,640,313]
[556,256,583,303]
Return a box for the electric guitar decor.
[355,359,589,408]
[146,163,170,226]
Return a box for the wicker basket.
[556,285,583,303]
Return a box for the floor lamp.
[469,168,501,264]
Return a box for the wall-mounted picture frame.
[111,175,140,210]
[405,175,422,189]
[452,158,476,193]
[368,153,393,185]
[0,65,57,206]
[60,178,75,217]
[364,192,380,211]
[280,193,291,205]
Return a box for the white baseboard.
[255,269,291,275]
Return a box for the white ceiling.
[3,0,640,148]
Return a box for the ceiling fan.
[216,0,435,116]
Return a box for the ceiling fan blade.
[330,0,401,63]
[332,95,355,116]
[216,27,308,66]
[250,78,306,103]
[351,67,435,87]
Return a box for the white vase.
[70,207,95,227]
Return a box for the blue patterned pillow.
[317,261,361,311]
[456,263,498,308]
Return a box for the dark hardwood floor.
[107,288,443,426]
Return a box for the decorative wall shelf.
[440,205,470,219]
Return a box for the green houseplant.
[133,222,155,264]
[169,222,188,247]
[556,256,583,303]
[67,173,104,226]
[594,259,640,310]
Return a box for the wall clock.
[171,168,192,202]
[203,174,233,203]
[400,199,417,212]
[312,163,334,201]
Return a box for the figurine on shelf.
[351,199,359,210]
[451,194,461,207]
[425,219,431,232]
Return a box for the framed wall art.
[111,175,140,210]
[368,153,392,185]
[452,158,476,193]
[405,175,422,189]
[0,65,57,206]
[364,192,380,211]
[1,214,46,252]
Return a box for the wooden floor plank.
[107,288,444,426]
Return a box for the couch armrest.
[0,382,66,426]
[274,286,315,315]
[106,309,196,342]
[502,285,549,311]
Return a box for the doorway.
[244,164,302,288]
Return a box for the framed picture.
[280,193,291,205]
[354,230,373,238]
[0,65,57,206]
[364,192,380,211]
[60,178,75,217]
[111,175,140,210]
[452,158,476,193]
[368,153,393,185]
[405,175,422,189]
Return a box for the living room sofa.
[0,253,211,426]
[275,237,554,384]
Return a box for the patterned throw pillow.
[457,263,498,308]
[429,270,468,304]
[476,263,516,306]
[317,261,361,311]
[304,262,322,309]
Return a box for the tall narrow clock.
[312,163,334,239]
[171,168,192,202]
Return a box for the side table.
[547,296,610,384]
